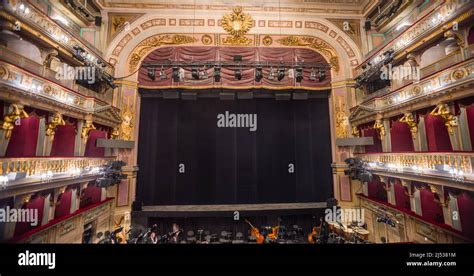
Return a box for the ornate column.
[109,79,139,230]
[0,103,29,156]
[458,106,472,151]
[374,115,390,152]
[43,112,66,156]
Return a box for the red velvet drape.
[84,130,106,157]
[138,46,331,88]
[367,176,387,201]
[363,128,383,153]
[393,178,410,210]
[54,190,72,219]
[424,115,452,151]
[456,192,474,239]
[468,27,474,45]
[420,188,444,223]
[80,184,102,208]
[14,196,45,236]
[50,122,76,157]
[390,121,414,152]
[5,116,40,157]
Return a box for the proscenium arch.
[105,16,361,81]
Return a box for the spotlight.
[214,66,221,82]
[172,66,180,82]
[235,68,242,80]
[309,68,317,81]
[268,67,275,80]
[159,66,167,80]
[318,70,326,81]
[277,67,285,81]
[295,66,303,83]
[147,68,156,81]
[199,68,208,79]
[255,66,263,82]
[192,67,199,80]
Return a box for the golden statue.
[110,126,120,139]
[373,119,386,140]
[351,126,361,137]
[430,104,458,134]
[81,120,96,140]
[46,112,66,137]
[0,104,29,139]
[399,112,418,139]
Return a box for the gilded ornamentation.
[277,36,339,72]
[201,34,213,45]
[373,119,386,140]
[450,68,467,81]
[262,35,273,46]
[110,127,120,139]
[46,112,66,137]
[351,126,361,137]
[399,112,418,139]
[129,34,197,71]
[120,98,134,141]
[335,97,348,138]
[81,120,96,140]
[0,104,29,139]
[444,30,464,48]
[430,104,458,135]
[0,66,8,80]
[221,7,253,46]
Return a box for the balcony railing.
[356,152,474,181]
[0,46,113,105]
[0,157,115,178]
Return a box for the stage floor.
[142,202,327,212]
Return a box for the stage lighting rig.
[344,157,373,182]
[295,66,303,83]
[235,68,242,80]
[159,66,167,80]
[95,161,127,188]
[192,67,200,80]
[172,66,180,82]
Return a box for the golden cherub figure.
[0,104,29,139]
[373,119,386,140]
[46,112,66,137]
[430,104,458,134]
[399,112,418,139]
[81,120,96,140]
[351,126,361,137]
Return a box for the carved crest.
[222,7,253,45]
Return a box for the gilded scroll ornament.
[334,99,348,138]
[277,36,339,72]
[81,120,96,140]
[0,104,29,139]
[351,126,361,137]
[129,34,197,71]
[221,7,253,46]
[46,112,66,137]
[399,112,418,139]
[430,104,458,135]
[373,119,386,140]
[120,107,134,141]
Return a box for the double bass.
[308,218,323,244]
[245,219,265,244]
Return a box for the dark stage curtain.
[136,90,333,205]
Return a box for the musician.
[171,223,180,243]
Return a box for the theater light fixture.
[277,67,285,81]
[214,66,221,82]
[235,68,242,80]
[295,66,303,83]
[172,66,180,82]
[318,70,326,81]
[147,68,156,81]
[199,68,209,79]
[255,66,263,82]
[268,67,275,80]
[192,67,199,80]
[159,66,167,80]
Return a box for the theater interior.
[0,0,474,254]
